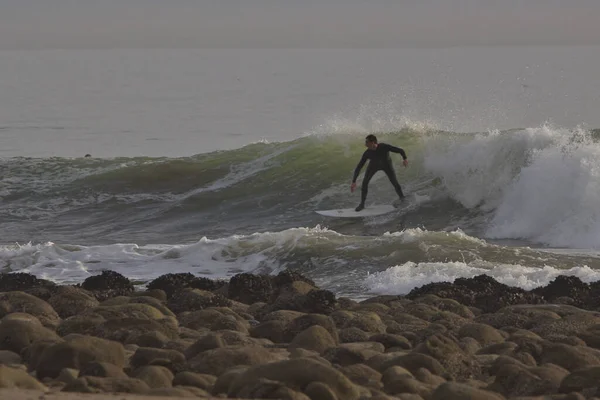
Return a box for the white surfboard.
[316,204,397,218]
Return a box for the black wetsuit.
[352,142,407,207]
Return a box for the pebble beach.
[1,269,600,400]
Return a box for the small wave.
[364,261,600,295]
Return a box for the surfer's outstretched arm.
[352,152,368,183]
[384,143,408,160]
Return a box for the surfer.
[351,134,408,212]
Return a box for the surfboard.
[315,204,397,218]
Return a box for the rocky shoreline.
[2,270,600,399]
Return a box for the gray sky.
[1,0,600,49]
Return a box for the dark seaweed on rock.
[80,270,134,301]
[147,273,226,299]
[406,274,545,313]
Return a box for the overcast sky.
[1,0,599,49]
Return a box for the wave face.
[2,125,600,249]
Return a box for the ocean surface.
[2,47,600,299]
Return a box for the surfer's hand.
[403,159,409,167]
[350,182,357,192]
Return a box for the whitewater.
[2,47,600,299]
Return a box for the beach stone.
[235,378,311,400]
[488,361,569,397]
[63,376,150,394]
[188,345,284,376]
[145,387,209,397]
[289,325,337,354]
[106,295,176,317]
[81,270,134,301]
[228,357,361,400]
[0,291,60,329]
[132,289,167,301]
[167,288,231,314]
[369,333,412,350]
[35,334,126,379]
[540,342,600,371]
[413,333,479,379]
[0,317,61,354]
[378,352,446,376]
[92,303,169,320]
[250,319,287,343]
[339,327,371,343]
[184,332,225,359]
[0,350,21,365]
[381,365,432,396]
[431,381,506,400]
[79,361,128,378]
[323,345,379,366]
[132,365,174,389]
[304,381,338,400]
[173,371,216,391]
[414,294,476,318]
[130,347,185,369]
[339,363,382,388]
[559,365,600,393]
[147,273,201,298]
[331,310,387,333]
[0,364,47,390]
[47,286,100,318]
[459,322,506,346]
[414,367,446,386]
[228,273,274,304]
[56,312,105,337]
[96,317,179,344]
[283,314,339,343]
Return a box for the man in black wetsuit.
[350,134,409,211]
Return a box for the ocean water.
[2,47,600,299]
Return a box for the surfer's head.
[365,134,378,150]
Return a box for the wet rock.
[35,335,126,379]
[0,291,60,329]
[228,357,361,400]
[272,270,316,288]
[228,273,274,304]
[167,288,231,314]
[407,274,544,313]
[81,270,134,301]
[0,273,56,294]
[532,276,590,307]
[331,310,387,334]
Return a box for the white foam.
[0,225,339,285]
[424,124,600,249]
[364,261,600,295]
